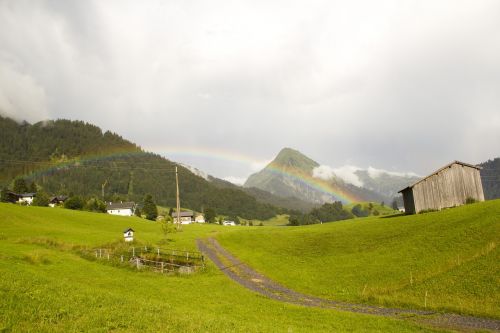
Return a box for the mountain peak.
[272,147,319,171]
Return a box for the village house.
[399,161,484,214]
[171,211,194,224]
[17,193,36,205]
[106,202,136,216]
[49,195,68,207]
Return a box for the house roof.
[171,211,194,217]
[49,195,68,203]
[106,202,135,210]
[19,193,36,197]
[398,161,481,193]
[123,228,134,233]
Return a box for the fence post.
[136,258,140,269]
[132,247,135,257]
[107,253,110,260]
[121,255,124,263]
[161,262,164,273]
[95,250,98,258]
[145,246,147,252]
[99,248,102,258]
[157,248,160,256]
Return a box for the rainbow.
[150,145,360,204]
[12,148,147,181]
[265,163,360,204]
[13,145,360,204]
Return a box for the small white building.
[123,228,134,242]
[223,220,236,226]
[18,193,35,205]
[172,211,194,224]
[106,202,135,216]
[195,214,205,223]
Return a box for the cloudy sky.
[1,0,499,184]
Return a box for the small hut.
[123,228,134,242]
[399,161,484,214]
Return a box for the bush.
[465,197,477,204]
[33,190,49,207]
[351,204,369,217]
[64,196,85,210]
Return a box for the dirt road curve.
[197,238,500,332]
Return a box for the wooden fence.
[89,246,205,274]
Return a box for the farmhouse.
[106,202,136,216]
[399,161,484,214]
[172,211,194,224]
[49,195,68,207]
[18,193,36,205]
[195,214,205,223]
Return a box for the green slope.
[0,204,442,332]
[218,200,500,318]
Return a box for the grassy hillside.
[218,200,500,318]
[0,204,442,332]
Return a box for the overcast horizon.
[1,0,499,184]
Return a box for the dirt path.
[197,238,500,332]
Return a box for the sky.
[1,0,499,185]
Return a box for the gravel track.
[197,238,500,332]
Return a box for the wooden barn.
[399,161,484,214]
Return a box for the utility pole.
[101,180,108,200]
[175,167,181,231]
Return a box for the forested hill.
[0,116,280,219]
[479,158,500,200]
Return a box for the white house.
[18,193,35,205]
[106,202,135,216]
[172,211,194,224]
[194,214,205,223]
[123,228,134,242]
[223,220,236,226]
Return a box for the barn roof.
[171,211,194,217]
[398,161,481,193]
[123,228,134,233]
[106,202,135,210]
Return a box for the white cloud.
[223,176,246,186]
[0,58,48,121]
[367,166,419,179]
[313,165,364,187]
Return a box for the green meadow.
[0,203,446,333]
[218,200,500,319]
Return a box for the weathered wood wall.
[411,163,484,213]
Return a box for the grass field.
[0,203,445,332]
[218,200,500,319]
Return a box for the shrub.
[465,197,477,204]
[64,196,85,210]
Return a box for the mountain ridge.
[245,148,419,204]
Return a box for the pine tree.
[13,178,28,194]
[142,194,158,221]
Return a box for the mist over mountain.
[244,148,419,204]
